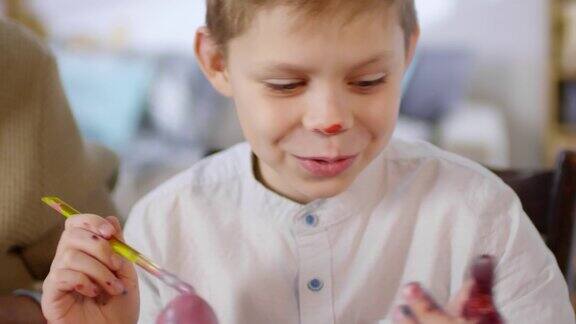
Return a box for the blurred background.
[1,0,575,217]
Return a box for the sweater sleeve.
[0,19,117,292]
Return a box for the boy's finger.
[402,282,453,323]
[58,227,124,272]
[105,216,123,238]
[65,214,116,238]
[58,249,125,296]
[103,216,136,277]
[392,305,419,324]
[43,268,100,303]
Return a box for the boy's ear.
[404,26,420,71]
[194,27,233,97]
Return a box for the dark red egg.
[156,293,218,324]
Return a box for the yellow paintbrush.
[42,196,194,294]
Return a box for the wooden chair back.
[491,151,576,291]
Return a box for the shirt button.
[307,278,324,292]
[304,214,318,227]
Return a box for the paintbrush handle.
[42,196,149,264]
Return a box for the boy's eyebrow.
[256,52,395,76]
[349,52,395,70]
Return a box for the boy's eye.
[265,80,306,92]
[263,72,387,93]
[352,73,388,88]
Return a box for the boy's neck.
[251,152,310,205]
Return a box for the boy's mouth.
[293,154,358,177]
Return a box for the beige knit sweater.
[0,19,118,293]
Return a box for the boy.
[41,0,575,323]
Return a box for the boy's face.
[196,5,418,203]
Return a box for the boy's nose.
[305,114,351,136]
[302,91,353,135]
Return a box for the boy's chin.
[297,176,355,201]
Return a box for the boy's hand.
[41,215,139,324]
[392,256,503,324]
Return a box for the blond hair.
[205,0,418,52]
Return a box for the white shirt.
[124,138,575,324]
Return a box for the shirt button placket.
[295,213,334,324]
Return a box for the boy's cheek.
[356,114,397,140]
[243,110,301,139]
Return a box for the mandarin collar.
[236,143,387,232]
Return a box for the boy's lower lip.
[294,155,358,177]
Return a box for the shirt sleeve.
[478,180,575,323]
[123,200,163,324]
